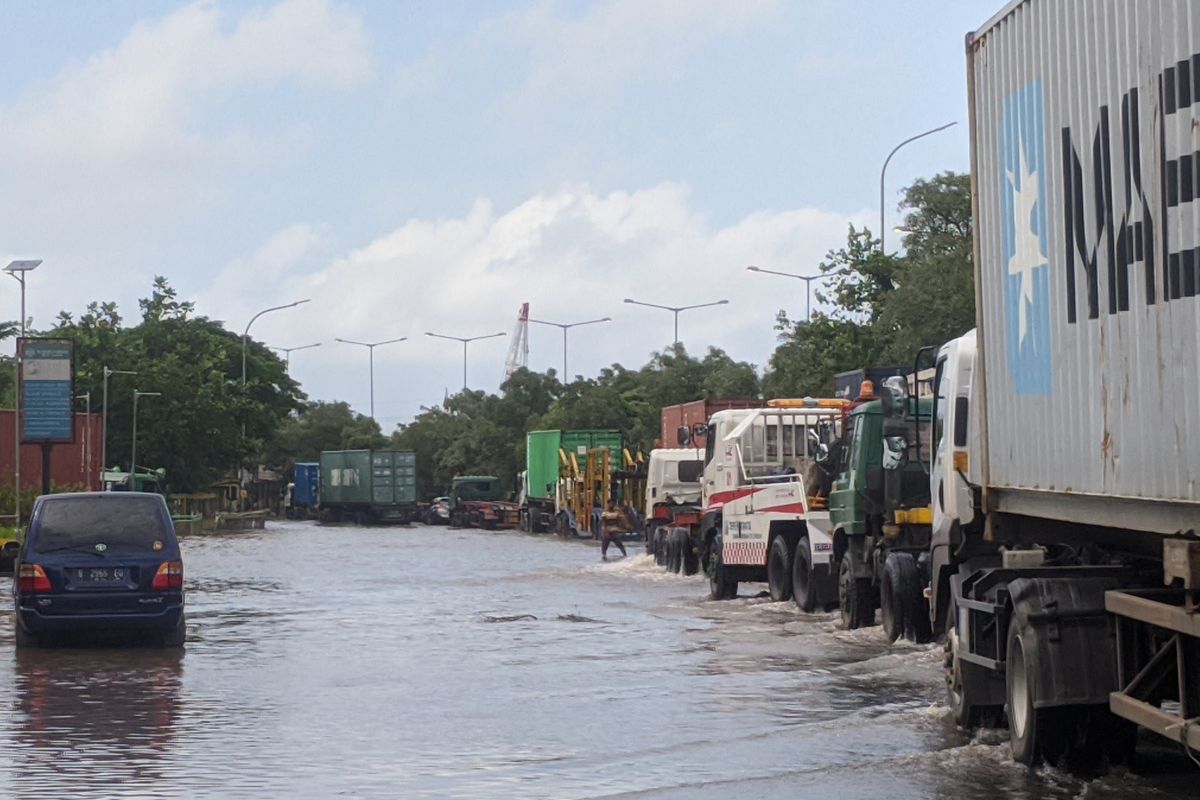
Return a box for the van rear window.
[32,497,170,551]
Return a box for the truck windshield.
[31,496,169,552]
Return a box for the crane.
[503,302,529,381]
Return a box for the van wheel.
[160,616,186,648]
[838,550,874,629]
[767,537,793,602]
[14,623,38,649]
[791,537,818,612]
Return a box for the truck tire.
[707,534,737,600]
[645,523,659,557]
[944,599,1001,729]
[791,536,818,612]
[881,552,921,642]
[838,550,874,629]
[767,536,793,602]
[678,529,698,576]
[1006,618,1070,766]
[653,528,667,566]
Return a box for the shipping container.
[926,0,1200,765]
[292,462,319,507]
[318,449,416,523]
[559,430,622,470]
[969,0,1200,526]
[659,400,761,450]
[0,410,102,492]
[525,430,561,502]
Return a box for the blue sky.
[0,0,999,431]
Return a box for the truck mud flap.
[1008,576,1123,708]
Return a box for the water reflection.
[12,646,182,798]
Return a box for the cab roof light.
[766,397,850,409]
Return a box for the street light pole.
[745,265,826,321]
[101,366,137,473]
[621,298,729,347]
[425,331,506,390]
[6,259,40,523]
[335,337,407,420]
[270,342,321,372]
[528,317,611,380]
[76,392,91,490]
[241,299,309,436]
[879,121,957,253]
[131,390,161,486]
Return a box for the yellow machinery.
[556,446,645,537]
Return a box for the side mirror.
[691,422,707,440]
[882,435,908,470]
[677,425,691,446]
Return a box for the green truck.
[318,450,417,525]
[521,429,622,533]
[827,377,933,643]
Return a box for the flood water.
[0,521,1195,799]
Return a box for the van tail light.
[18,564,52,594]
[151,561,184,591]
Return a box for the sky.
[0,0,1001,432]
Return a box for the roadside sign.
[20,338,75,444]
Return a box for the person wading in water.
[600,501,628,560]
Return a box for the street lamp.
[622,298,728,346]
[425,331,506,390]
[101,366,137,472]
[334,337,407,420]
[5,259,40,523]
[746,265,828,322]
[271,342,321,371]
[241,299,309,437]
[879,121,957,253]
[130,390,161,485]
[527,317,610,380]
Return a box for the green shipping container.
[558,430,622,471]
[526,430,562,502]
[320,450,417,507]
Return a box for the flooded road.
[0,521,1195,799]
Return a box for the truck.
[520,429,633,537]
[826,377,934,641]
[660,400,761,450]
[284,462,319,519]
[644,447,704,568]
[691,400,846,604]
[449,475,520,529]
[929,0,1200,767]
[317,450,417,525]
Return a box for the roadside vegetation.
[0,172,970,499]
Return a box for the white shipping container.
[969,0,1200,520]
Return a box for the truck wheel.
[645,524,659,556]
[767,537,793,602]
[707,534,737,600]
[678,529,698,576]
[1006,619,1069,766]
[791,536,818,612]
[838,551,874,629]
[669,530,684,574]
[653,528,666,566]
[881,552,920,642]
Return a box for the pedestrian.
[600,501,628,560]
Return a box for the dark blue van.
[13,492,185,648]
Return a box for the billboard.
[19,338,75,444]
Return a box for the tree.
[764,171,973,397]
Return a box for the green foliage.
[393,346,761,499]
[266,401,387,473]
[48,278,303,492]
[765,171,973,397]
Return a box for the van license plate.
[74,567,127,583]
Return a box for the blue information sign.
[20,338,75,443]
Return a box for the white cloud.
[211,183,869,429]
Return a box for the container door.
[394,452,416,504]
[371,452,396,505]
